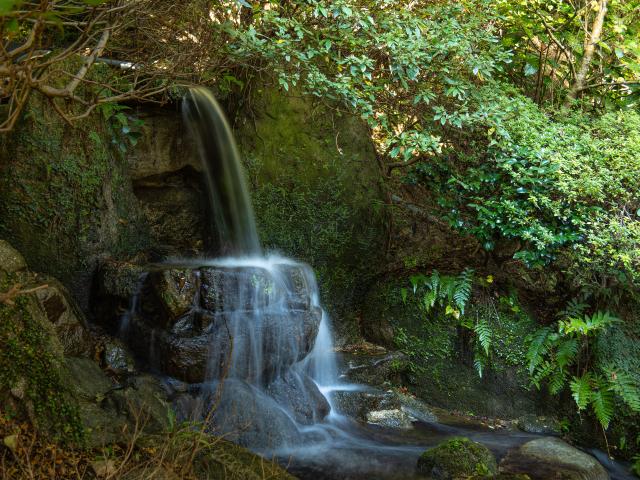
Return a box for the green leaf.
[608,371,640,412]
[474,319,491,356]
[570,374,592,411]
[453,268,473,313]
[400,287,408,304]
[556,338,578,368]
[591,378,614,429]
[526,327,552,374]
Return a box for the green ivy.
[0,276,83,444]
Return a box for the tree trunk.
[564,0,608,108]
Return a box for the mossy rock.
[0,273,84,444]
[197,438,296,479]
[417,437,497,479]
[0,85,150,310]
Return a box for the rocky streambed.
[280,350,634,480]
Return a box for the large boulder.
[106,264,323,384]
[34,276,94,357]
[499,437,609,480]
[200,263,314,312]
[203,379,303,449]
[331,389,400,421]
[266,370,330,424]
[0,241,93,358]
[66,358,170,448]
[127,307,322,384]
[417,437,497,479]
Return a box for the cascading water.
[179,87,343,450]
[183,87,261,255]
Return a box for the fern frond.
[560,299,588,319]
[548,368,568,395]
[585,311,619,333]
[607,371,640,412]
[531,360,554,388]
[454,268,474,313]
[429,270,440,293]
[570,374,593,411]
[556,338,579,369]
[440,275,456,306]
[474,352,487,378]
[474,319,492,356]
[400,287,408,304]
[526,327,553,375]
[591,377,614,429]
[410,274,426,293]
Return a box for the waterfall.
[177,87,342,450]
[183,87,261,255]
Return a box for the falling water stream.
[176,87,635,480]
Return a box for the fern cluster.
[407,268,474,317]
[406,269,496,377]
[526,309,640,429]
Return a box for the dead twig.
[0,284,48,306]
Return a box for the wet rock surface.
[149,268,199,324]
[366,408,413,429]
[97,259,330,449]
[102,263,323,385]
[101,337,136,375]
[267,371,330,425]
[203,379,304,449]
[499,437,610,480]
[516,414,561,436]
[331,389,400,421]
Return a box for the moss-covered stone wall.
[237,90,387,340]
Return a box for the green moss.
[0,274,83,444]
[417,437,497,479]
[197,439,295,479]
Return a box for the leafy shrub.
[411,89,640,300]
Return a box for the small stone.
[366,408,413,429]
[516,414,561,435]
[0,240,27,273]
[10,377,26,400]
[3,434,18,452]
[91,459,117,478]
